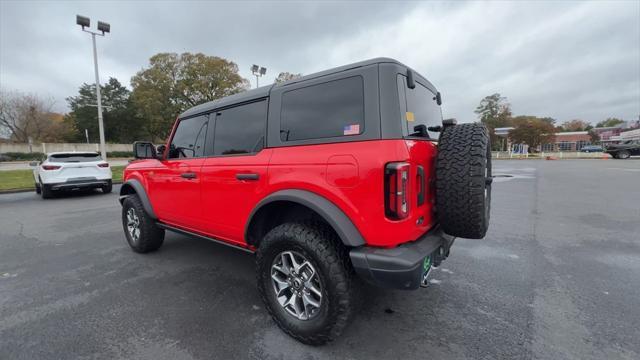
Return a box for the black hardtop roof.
[180,57,435,118]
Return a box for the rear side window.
[50,153,101,162]
[169,115,208,158]
[280,76,364,141]
[398,75,442,139]
[211,100,267,156]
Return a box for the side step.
[156,223,255,254]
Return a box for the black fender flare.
[245,189,365,247]
[118,179,157,220]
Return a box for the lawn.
[0,165,125,191]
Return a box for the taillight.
[98,163,109,168]
[384,162,410,220]
[41,165,61,170]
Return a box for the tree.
[474,93,512,150]
[131,53,250,141]
[595,117,625,128]
[66,77,142,143]
[560,119,590,132]
[0,90,67,142]
[508,116,556,152]
[274,72,302,83]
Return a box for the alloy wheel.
[271,251,323,321]
[126,208,141,243]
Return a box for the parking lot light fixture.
[76,15,110,161]
[251,64,266,88]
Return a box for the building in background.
[540,131,592,151]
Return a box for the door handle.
[236,173,259,181]
[180,172,197,179]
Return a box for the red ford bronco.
[120,58,492,345]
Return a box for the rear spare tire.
[435,122,491,239]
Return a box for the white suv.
[32,152,113,198]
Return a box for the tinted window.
[212,100,267,156]
[50,153,101,162]
[169,115,208,158]
[398,75,442,139]
[280,76,364,141]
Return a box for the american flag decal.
[343,124,360,135]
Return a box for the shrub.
[0,152,46,161]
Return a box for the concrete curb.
[0,181,122,195]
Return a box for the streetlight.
[76,15,110,160]
[251,64,266,88]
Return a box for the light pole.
[251,64,267,88]
[76,15,110,160]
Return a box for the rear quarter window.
[280,76,365,141]
[397,74,442,139]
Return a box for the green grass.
[0,165,125,191]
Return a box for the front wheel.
[256,222,355,345]
[121,195,164,253]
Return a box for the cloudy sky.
[1,0,638,124]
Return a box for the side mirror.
[29,161,39,167]
[133,141,157,159]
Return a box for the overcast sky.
[1,0,639,124]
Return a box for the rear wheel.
[121,195,164,253]
[101,180,112,193]
[256,222,355,345]
[435,123,492,239]
[35,182,41,194]
[41,182,53,199]
[617,150,630,159]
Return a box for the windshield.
[49,153,102,163]
[397,74,442,139]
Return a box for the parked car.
[605,140,640,159]
[31,152,112,198]
[119,58,492,345]
[580,145,603,152]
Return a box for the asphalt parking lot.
[1,160,639,360]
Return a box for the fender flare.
[119,179,157,220]
[245,189,365,247]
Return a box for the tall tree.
[274,72,302,83]
[474,93,512,150]
[595,117,625,128]
[66,78,142,143]
[560,119,590,132]
[131,53,250,141]
[0,90,66,142]
[509,116,556,152]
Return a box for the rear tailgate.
[404,139,438,231]
[57,161,107,180]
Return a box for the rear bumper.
[49,179,111,190]
[349,226,455,290]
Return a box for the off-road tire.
[102,181,113,194]
[435,122,491,239]
[256,222,355,345]
[121,195,164,253]
[617,150,630,159]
